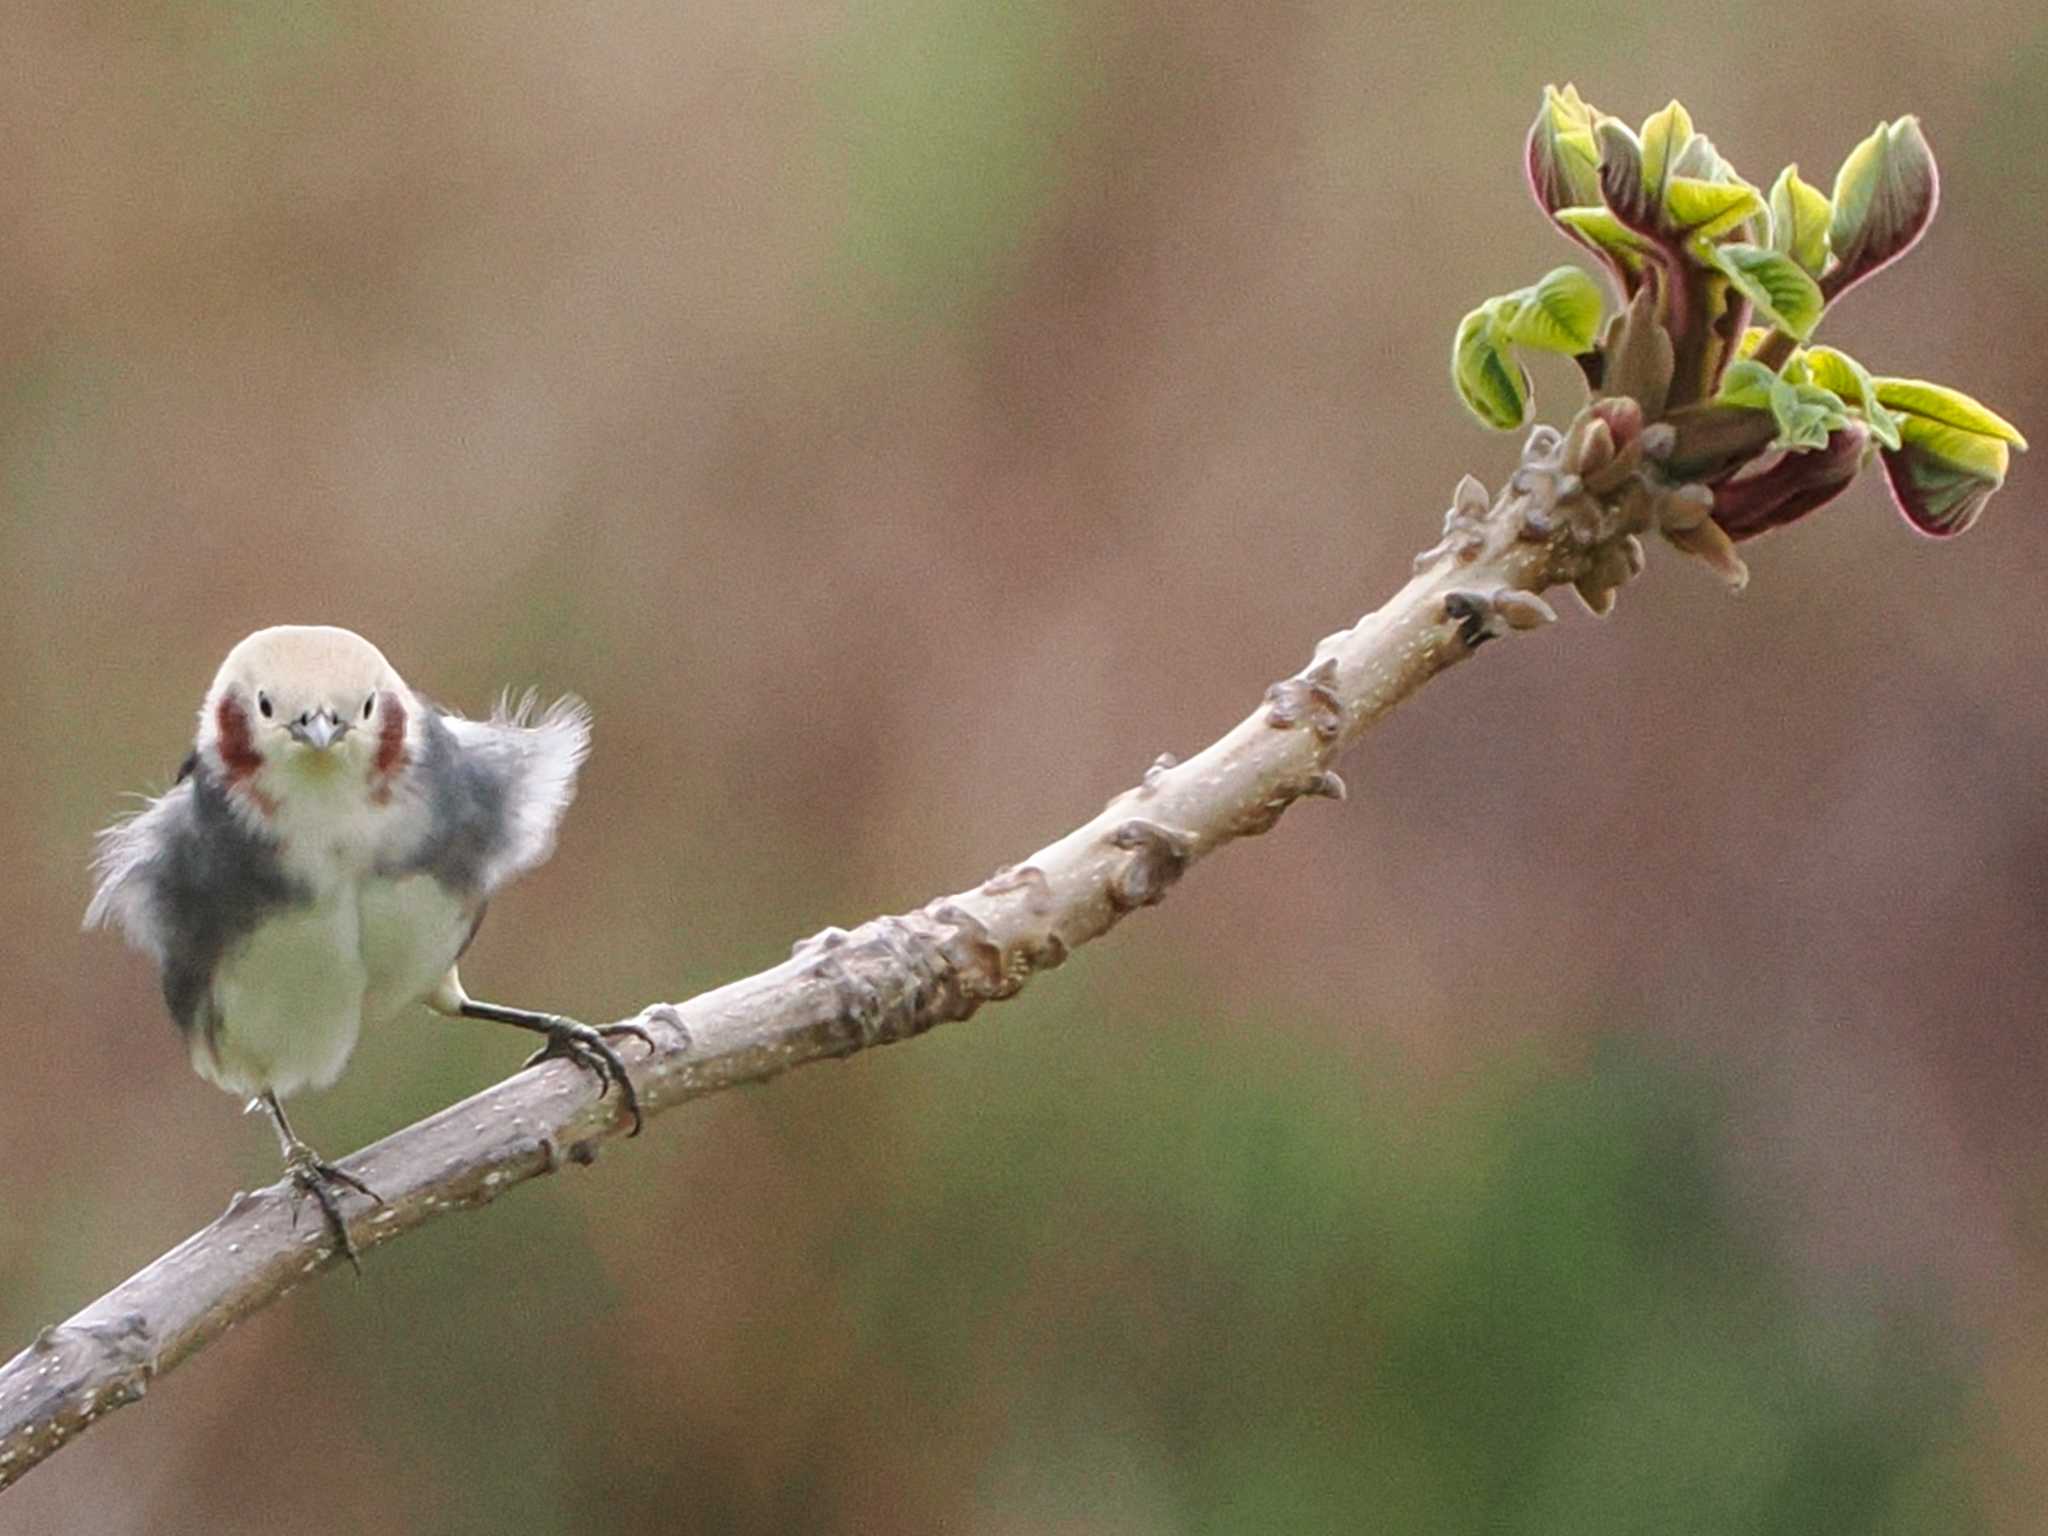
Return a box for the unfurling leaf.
[1825,117,1938,300]
[1451,305,1531,430]
[1499,266,1605,354]
[1879,431,2010,536]
[1637,100,1695,207]
[1670,132,1736,185]
[1715,359,1778,412]
[1554,207,1652,289]
[1526,83,1604,217]
[1451,268,1607,430]
[1870,379,2028,447]
[1872,379,2027,536]
[1596,119,1656,234]
[1767,378,1852,451]
[1767,165,1831,276]
[1802,346,1902,449]
[1706,243,1825,341]
[1665,178,1764,241]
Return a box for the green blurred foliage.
[142,1018,1976,1536]
[827,1029,1980,1535]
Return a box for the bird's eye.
[362,694,376,721]
[257,691,273,720]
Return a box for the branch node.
[1414,474,1495,569]
[1141,752,1179,792]
[805,934,888,1047]
[1107,820,1193,910]
[981,862,1054,913]
[1304,769,1348,801]
[636,1002,692,1052]
[1263,661,1343,741]
[1442,591,1499,649]
[925,900,1016,1001]
[790,925,852,959]
[1492,589,1559,630]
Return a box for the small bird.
[86,625,648,1264]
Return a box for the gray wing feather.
[403,693,591,899]
[86,768,306,1039]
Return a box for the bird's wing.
[409,693,591,898]
[85,777,196,964]
[87,768,306,1038]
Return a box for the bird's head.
[198,626,411,801]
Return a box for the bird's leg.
[254,1091,381,1273]
[456,999,653,1136]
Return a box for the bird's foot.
[521,1017,654,1136]
[281,1141,383,1274]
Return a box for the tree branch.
[1,423,1622,1492]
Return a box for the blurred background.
[3,0,2044,1530]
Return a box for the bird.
[86,624,649,1266]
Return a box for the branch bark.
[0,421,1631,1492]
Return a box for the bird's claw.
[521,1017,652,1136]
[282,1143,382,1274]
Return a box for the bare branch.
[0,422,1634,1492]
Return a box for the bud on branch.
[1465,84,2025,572]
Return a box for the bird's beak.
[289,710,348,751]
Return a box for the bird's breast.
[263,766,435,893]
[200,888,366,1098]
[357,872,477,1028]
[194,865,474,1100]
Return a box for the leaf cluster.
[1452,86,2025,541]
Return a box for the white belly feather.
[195,872,474,1099]
[359,874,475,1028]
[199,888,366,1098]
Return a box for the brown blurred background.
[4,0,2045,1530]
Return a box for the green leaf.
[1873,376,2027,533]
[1670,131,1736,184]
[1664,177,1763,241]
[1595,119,1656,234]
[1870,378,2027,448]
[1705,243,1825,341]
[1526,83,1604,216]
[1555,206,1651,276]
[1451,304,1530,431]
[1895,416,2010,478]
[1638,99,1695,207]
[1766,165,1831,276]
[1499,266,1604,354]
[1715,359,1779,411]
[1826,117,1938,299]
[1451,268,1609,429]
[1879,424,2012,536]
[1734,327,1773,360]
[1803,345,1902,449]
[1768,378,1851,451]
